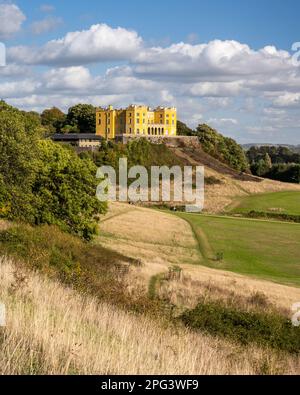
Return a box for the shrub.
[180,300,300,354]
[0,224,162,314]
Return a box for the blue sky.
[1,0,300,143]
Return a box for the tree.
[177,120,194,136]
[264,153,272,170]
[0,105,42,221]
[33,140,106,239]
[66,104,96,133]
[195,124,249,172]
[41,107,66,134]
[0,101,106,239]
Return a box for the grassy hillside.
[99,203,300,312]
[228,191,300,216]
[2,255,299,374]
[177,213,300,287]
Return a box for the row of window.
[98,118,175,126]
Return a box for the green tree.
[264,153,272,170]
[0,101,106,239]
[66,104,96,133]
[195,124,249,172]
[33,140,106,239]
[41,107,66,134]
[177,120,194,136]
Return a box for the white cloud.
[188,81,243,97]
[0,4,26,39]
[3,21,300,143]
[44,66,94,90]
[30,17,63,35]
[8,24,143,65]
[208,118,238,126]
[273,93,300,108]
[133,40,293,82]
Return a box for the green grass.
[228,191,300,215]
[177,213,300,287]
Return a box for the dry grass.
[99,203,201,266]
[203,173,300,213]
[99,203,300,312]
[0,256,299,375]
[159,267,300,315]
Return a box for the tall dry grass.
[99,203,300,312]
[1,256,299,375]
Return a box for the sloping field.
[178,213,300,287]
[228,191,300,215]
[98,203,300,311]
[167,142,300,213]
[3,256,299,375]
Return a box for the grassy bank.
[177,213,300,287]
[228,191,300,216]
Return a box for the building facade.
[96,105,177,139]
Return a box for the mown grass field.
[177,213,300,287]
[228,191,300,215]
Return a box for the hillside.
[2,255,299,374]
[161,137,300,213]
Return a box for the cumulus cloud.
[273,93,300,108]
[0,4,26,39]
[30,16,63,35]
[208,118,238,126]
[188,81,243,97]
[3,21,300,143]
[133,40,293,82]
[8,24,143,65]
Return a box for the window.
[98,118,101,125]
[166,114,169,118]
[172,120,175,125]
[108,119,110,124]
[166,120,169,125]
[172,114,175,118]
[137,118,140,123]
[143,119,145,124]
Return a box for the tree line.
[247,146,300,184]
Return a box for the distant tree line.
[247,146,300,183]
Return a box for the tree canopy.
[65,104,96,133]
[195,124,249,173]
[0,101,106,239]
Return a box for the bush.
[245,211,300,223]
[180,300,300,353]
[0,224,161,314]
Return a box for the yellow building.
[96,105,177,139]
